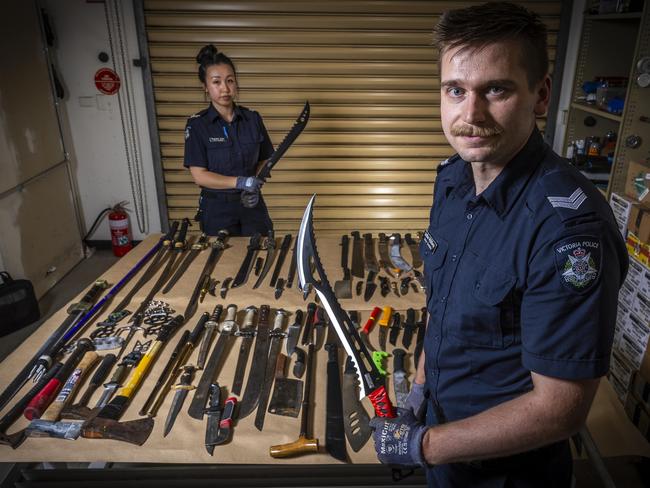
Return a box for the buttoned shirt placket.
[427,181,485,420]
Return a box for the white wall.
[43,0,160,241]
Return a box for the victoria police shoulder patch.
[553,235,601,293]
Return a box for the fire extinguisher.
[108,202,133,257]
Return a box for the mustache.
[450,124,503,137]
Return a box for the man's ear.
[534,75,552,116]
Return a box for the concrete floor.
[0,248,648,487]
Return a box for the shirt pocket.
[206,140,235,175]
[420,231,448,310]
[451,263,516,349]
[240,134,265,174]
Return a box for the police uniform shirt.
[419,128,628,426]
[183,103,274,188]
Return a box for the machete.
[241,101,310,206]
[297,195,395,418]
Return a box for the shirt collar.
[207,103,244,123]
[443,127,547,217]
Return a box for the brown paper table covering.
[1,234,647,463]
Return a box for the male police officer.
[370,3,628,486]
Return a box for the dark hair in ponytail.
[195,44,237,83]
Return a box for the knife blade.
[392,349,409,408]
[362,233,379,273]
[378,306,393,351]
[164,365,195,437]
[253,232,277,289]
[388,311,402,347]
[341,356,372,452]
[232,233,261,288]
[286,309,304,356]
[270,234,292,288]
[401,308,417,349]
[204,383,222,455]
[363,270,377,302]
[350,231,364,279]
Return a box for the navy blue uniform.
[184,104,274,236]
[419,129,628,487]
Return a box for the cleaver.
[268,353,303,418]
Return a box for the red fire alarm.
[94,67,121,95]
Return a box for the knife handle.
[378,306,393,328]
[361,307,382,334]
[368,385,396,419]
[220,397,237,429]
[393,348,406,373]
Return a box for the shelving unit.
[563,2,650,194]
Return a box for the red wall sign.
[94,68,121,95]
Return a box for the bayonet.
[253,231,277,288]
[162,233,209,294]
[296,195,395,418]
[232,306,257,395]
[164,365,195,437]
[188,305,237,420]
[232,233,261,288]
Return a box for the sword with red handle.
[296,195,395,418]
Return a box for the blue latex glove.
[369,409,427,467]
[405,382,426,420]
[235,176,264,192]
[241,190,260,208]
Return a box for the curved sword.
[296,195,394,418]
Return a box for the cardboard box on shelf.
[630,371,650,412]
[626,233,650,267]
[610,192,634,238]
[610,349,636,395]
[625,160,650,205]
[642,344,650,382]
[628,204,650,244]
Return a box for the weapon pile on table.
[0,220,425,462]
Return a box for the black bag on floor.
[0,271,40,335]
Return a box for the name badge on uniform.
[208,137,226,143]
[423,230,437,253]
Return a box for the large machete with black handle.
[241,101,310,206]
[296,195,395,419]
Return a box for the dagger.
[252,231,277,289]
[297,195,395,418]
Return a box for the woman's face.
[204,63,238,110]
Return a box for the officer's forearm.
[420,374,599,465]
[414,350,426,384]
[189,166,238,190]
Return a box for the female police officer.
[184,45,274,236]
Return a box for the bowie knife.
[164,365,195,437]
[286,309,303,357]
[231,306,257,395]
[242,101,310,206]
[297,195,395,418]
[197,305,223,370]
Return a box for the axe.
[81,314,184,445]
[25,350,99,439]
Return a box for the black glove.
[241,190,260,208]
[369,408,427,467]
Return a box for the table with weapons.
[0,218,428,464]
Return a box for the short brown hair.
[433,2,548,89]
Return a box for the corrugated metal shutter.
[143,0,563,234]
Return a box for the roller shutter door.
[143,0,563,234]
